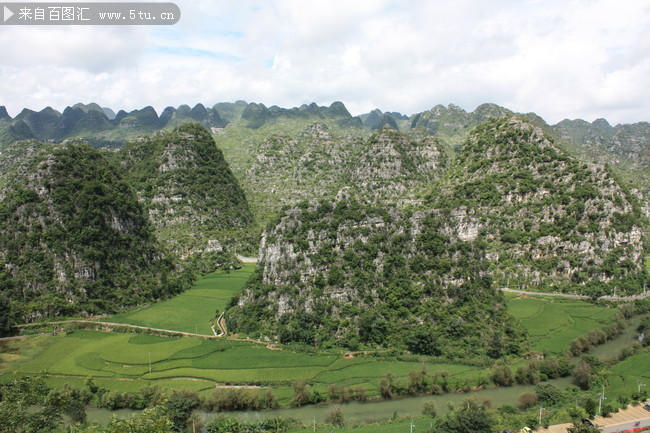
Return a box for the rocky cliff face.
[246,124,446,219]
[228,193,523,358]
[430,118,645,295]
[0,141,187,321]
[553,118,650,217]
[227,118,645,353]
[116,123,254,267]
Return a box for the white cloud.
[0,0,648,124]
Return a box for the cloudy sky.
[0,0,648,124]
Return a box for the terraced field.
[505,294,619,354]
[1,269,643,410]
[2,329,486,404]
[605,352,650,399]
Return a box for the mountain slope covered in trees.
[0,141,191,323]
[115,123,255,268]
[226,118,646,355]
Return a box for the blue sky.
[0,0,648,124]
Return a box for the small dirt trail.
[236,255,258,263]
[212,313,227,337]
[498,287,650,301]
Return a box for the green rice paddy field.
[0,265,646,409]
[108,264,255,335]
[505,294,619,354]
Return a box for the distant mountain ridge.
[1,100,647,229]
[0,101,361,146]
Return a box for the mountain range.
[0,100,646,350]
[1,100,646,200]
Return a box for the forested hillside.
[115,123,255,269]
[227,118,646,354]
[0,141,190,323]
[429,118,645,295]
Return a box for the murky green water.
[208,378,573,424]
[86,377,573,425]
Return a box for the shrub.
[423,401,438,418]
[491,365,514,386]
[325,406,345,427]
[518,392,538,410]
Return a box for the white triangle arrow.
[4,6,14,22]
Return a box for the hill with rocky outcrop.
[0,140,190,323]
[226,117,646,354]
[242,124,446,219]
[428,118,645,295]
[1,101,646,207]
[115,123,255,269]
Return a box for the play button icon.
[4,6,14,22]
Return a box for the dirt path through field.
[498,287,650,301]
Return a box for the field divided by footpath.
[2,329,489,404]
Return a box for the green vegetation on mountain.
[428,118,646,295]
[0,141,190,325]
[0,120,36,144]
[214,122,445,223]
[227,117,646,355]
[0,99,648,433]
[554,118,650,216]
[227,194,525,358]
[115,123,255,267]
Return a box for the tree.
[573,362,594,390]
[0,292,14,337]
[515,362,540,385]
[406,325,442,356]
[163,391,199,432]
[566,421,600,433]
[408,367,429,395]
[324,406,345,427]
[517,392,538,410]
[103,405,173,433]
[491,365,514,386]
[0,376,63,433]
[262,388,278,409]
[380,372,395,399]
[50,383,92,425]
[423,401,438,418]
[535,383,563,406]
[583,397,598,419]
[291,380,311,407]
[430,404,493,433]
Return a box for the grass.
[108,264,255,335]
[1,329,488,405]
[605,352,650,399]
[3,267,646,419]
[505,295,618,354]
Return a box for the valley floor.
[0,265,648,430]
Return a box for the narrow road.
[538,404,650,433]
[236,255,258,263]
[498,287,650,301]
[213,313,227,337]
